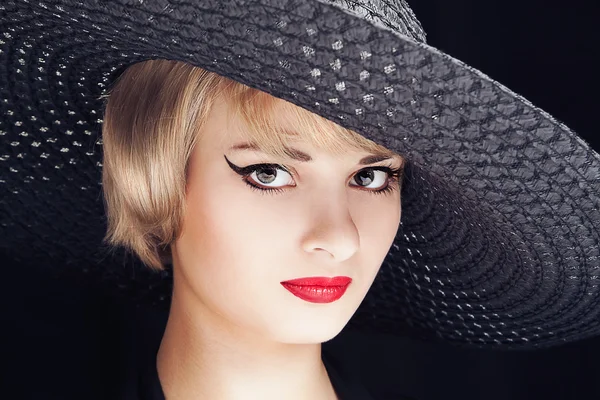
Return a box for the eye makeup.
[224,155,403,196]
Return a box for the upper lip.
[280,276,352,286]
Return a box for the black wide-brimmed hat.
[1,0,599,350]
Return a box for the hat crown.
[327,0,427,43]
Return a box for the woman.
[1,0,599,399]
[102,60,405,398]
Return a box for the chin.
[272,323,346,345]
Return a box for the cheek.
[377,198,401,257]
[175,179,298,313]
[354,190,401,234]
[178,184,260,286]
[353,196,401,281]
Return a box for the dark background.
[2,1,599,399]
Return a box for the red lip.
[280,276,352,304]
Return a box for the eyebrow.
[228,142,394,165]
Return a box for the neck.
[156,289,339,400]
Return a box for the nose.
[301,194,360,263]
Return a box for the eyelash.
[238,163,403,197]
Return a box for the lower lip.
[281,283,350,303]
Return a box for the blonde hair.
[101,59,399,271]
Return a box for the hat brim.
[1,0,599,349]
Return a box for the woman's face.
[171,95,402,344]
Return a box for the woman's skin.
[157,94,403,400]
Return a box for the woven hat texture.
[1,0,600,349]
